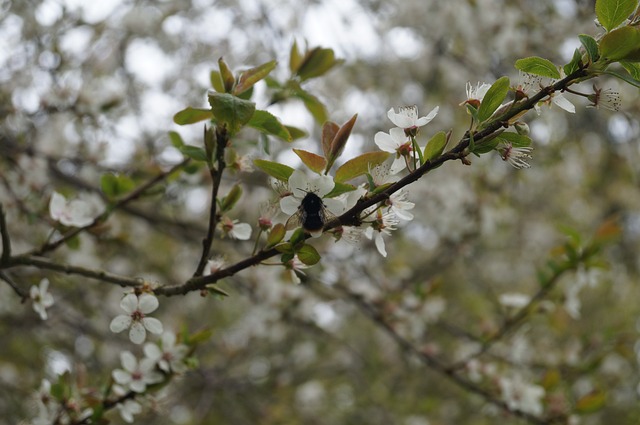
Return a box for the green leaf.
[168,131,185,148]
[477,76,510,122]
[515,56,561,79]
[297,47,342,81]
[601,68,640,88]
[575,390,606,413]
[293,149,327,174]
[210,71,224,93]
[208,92,256,134]
[218,57,235,93]
[423,131,448,161]
[289,39,303,73]
[173,107,212,125]
[253,159,294,182]
[297,243,321,265]
[234,60,277,95]
[285,125,307,141]
[266,223,286,248]
[621,60,640,81]
[579,34,600,62]
[595,0,638,32]
[563,48,583,76]
[294,88,328,123]
[599,26,640,63]
[496,131,532,148]
[179,145,208,162]
[334,151,391,183]
[101,173,135,199]
[247,110,292,141]
[325,182,356,198]
[221,184,242,212]
[321,121,340,159]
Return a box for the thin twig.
[0,203,11,263]
[0,271,27,299]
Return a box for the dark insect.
[285,191,336,234]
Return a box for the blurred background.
[1,0,640,423]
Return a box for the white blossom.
[464,81,491,103]
[364,210,399,257]
[49,191,97,227]
[110,293,163,344]
[144,332,189,374]
[117,399,143,423]
[499,374,545,416]
[499,142,533,169]
[386,189,415,221]
[387,105,439,130]
[374,127,412,174]
[220,217,252,240]
[30,278,54,320]
[112,351,163,393]
[499,293,530,309]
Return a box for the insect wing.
[285,206,305,231]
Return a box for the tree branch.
[0,203,10,264]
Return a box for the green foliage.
[173,107,212,125]
[168,131,185,148]
[424,131,449,161]
[334,152,390,183]
[207,92,256,135]
[253,159,294,181]
[515,56,561,79]
[495,131,532,147]
[179,145,208,162]
[295,47,343,81]
[248,110,293,141]
[579,34,600,63]
[595,0,638,32]
[477,76,510,122]
[101,173,135,199]
[297,243,321,265]
[266,223,286,248]
[220,185,242,212]
[234,60,278,95]
[564,49,583,78]
[293,149,327,173]
[291,83,329,123]
[599,26,640,63]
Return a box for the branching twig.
[193,126,229,277]
[0,271,27,299]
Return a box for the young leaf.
[621,60,640,81]
[293,149,327,174]
[289,39,303,73]
[266,223,286,248]
[179,145,208,162]
[326,114,358,172]
[101,173,135,199]
[297,243,321,265]
[334,152,391,183]
[515,56,561,79]
[168,131,185,148]
[575,390,606,413]
[423,131,448,161]
[595,0,638,32]
[321,121,340,159]
[293,87,328,123]
[285,125,308,141]
[234,60,277,95]
[210,70,224,93]
[599,26,640,63]
[221,185,242,212]
[325,182,356,198]
[218,57,235,93]
[173,107,212,125]
[297,47,342,81]
[477,76,510,122]
[247,110,292,141]
[207,91,256,134]
[578,34,600,62]
[253,159,294,182]
[563,48,583,76]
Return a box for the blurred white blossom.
[30,278,54,320]
[499,374,545,416]
[144,332,189,374]
[49,191,98,227]
[112,351,163,393]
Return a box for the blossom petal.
[144,343,162,361]
[390,157,406,175]
[120,294,139,314]
[387,107,413,128]
[110,315,132,333]
[142,317,164,335]
[374,131,399,152]
[138,293,159,314]
[414,106,439,126]
[280,196,300,215]
[288,170,308,198]
[129,380,146,393]
[49,192,66,221]
[552,94,575,113]
[231,222,252,240]
[120,351,137,372]
[112,369,132,385]
[311,174,335,198]
[374,233,387,257]
[129,321,147,344]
